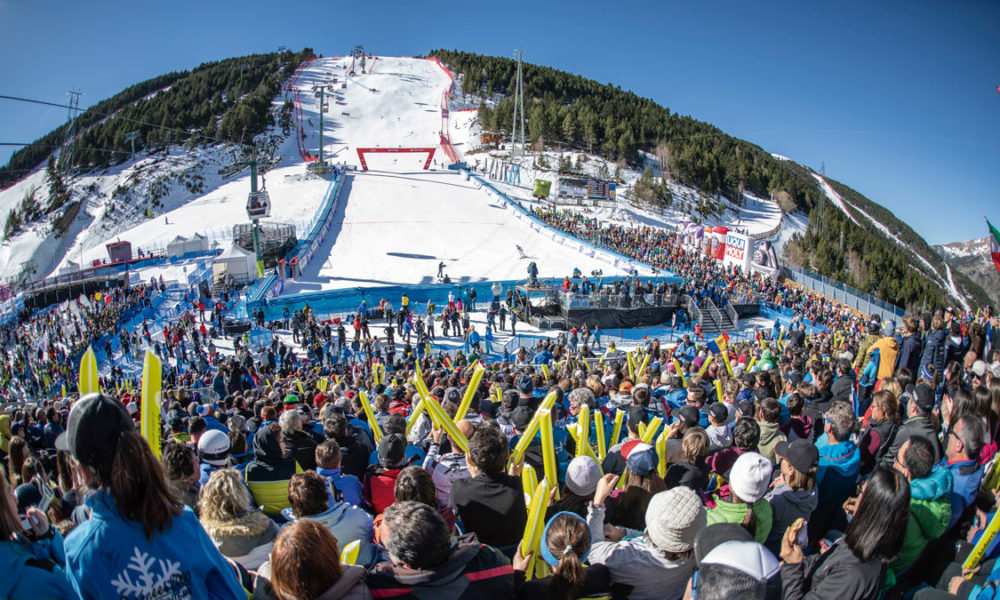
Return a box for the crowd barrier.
[780,265,907,322]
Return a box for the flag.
[141,349,162,458]
[706,332,730,355]
[988,218,1000,275]
[78,346,99,395]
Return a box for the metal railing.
[725,302,740,329]
[780,265,907,321]
[703,298,724,330]
[683,295,703,326]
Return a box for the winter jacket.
[938,457,984,531]
[282,429,319,471]
[63,490,245,600]
[450,473,527,549]
[366,534,514,600]
[257,562,370,600]
[897,333,923,376]
[859,421,897,476]
[706,498,774,544]
[201,509,278,570]
[423,443,471,507]
[919,329,948,378]
[881,416,942,470]
[586,503,695,600]
[854,334,881,370]
[514,563,621,600]
[890,467,953,573]
[810,438,860,544]
[245,426,303,516]
[282,501,376,566]
[868,336,900,380]
[781,539,886,600]
[364,466,403,515]
[764,485,818,555]
[663,461,710,492]
[757,421,787,463]
[831,371,856,405]
[0,531,75,600]
[317,467,366,509]
[1,413,12,455]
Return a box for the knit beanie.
[645,487,706,552]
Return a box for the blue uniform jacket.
[63,490,245,600]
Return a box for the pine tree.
[46,157,69,213]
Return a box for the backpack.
[859,348,880,389]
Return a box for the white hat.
[645,487,706,552]
[565,456,601,496]
[971,360,988,378]
[702,540,780,583]
[729,452,773,503]
[197,429,231,467]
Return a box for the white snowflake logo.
[111,547,190,599]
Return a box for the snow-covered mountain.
[0,50,986,314]
[935,237,1000,308]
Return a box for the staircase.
[704,298,737,332]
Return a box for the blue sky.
[1,0,997,245]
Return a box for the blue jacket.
[317,467,366,508]
[0,532,74,600]
[202,415,228,434]
[816,436,861,507]
[63,490,245,600]
[938,457,984,531]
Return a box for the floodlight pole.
[249,159,264,278]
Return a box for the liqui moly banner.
[723,231,754,273]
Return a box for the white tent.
[212,243,257,283]
[166,235,189,258]
[168,233,211,257]
[57,260,80,275]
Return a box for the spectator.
[365,433,409,515]
[882,383,942,469]
[888,437,952,573]
[198,468,277,570]
[0,463,75,599]
[260,519,370,600]
[547,455,604,520]
[196,429,231,485]
[809,401,860,546]
[859,389,900,476]
[755,398,787,463]
[315,440,366,508]
[938,414,985,531]
[512,511,616,600]
[160,442,200,514]
[588,478,706,600]
[449,425,527,552]
[781,467,910,600]
[368,501,515,598]
[663,428,710,492]
[245,423,301,517]
[56,393,245,599]
[707,417,759,478]
[764,439,819,556]
[283,471,375,567]
[280,409,318,471]
[707,452,774,544]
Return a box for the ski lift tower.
[218,145,283,278]
[310,83,334,173]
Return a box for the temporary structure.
[212,243,256,284]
